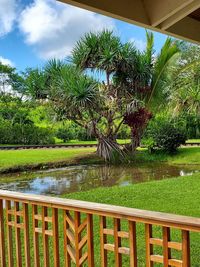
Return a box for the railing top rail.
[0,190,199,232]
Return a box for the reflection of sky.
[0,164,199,196]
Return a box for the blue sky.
[0,0,182,72]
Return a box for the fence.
[0,190,199,266]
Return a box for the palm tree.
[113,32,180,151]
[23,31,181,160]
[72,30,136,159]
[166,45,200,138]
[72,30,181,155]
[168,45,200,115]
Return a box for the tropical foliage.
[0,31,199,160]
[21,31,179,159]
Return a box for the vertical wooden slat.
[63,210,71,267]
[0,199,6,267]
[163,227,171,267]
[6,200,13,267]
[87,214,94,267]
[23,203,30,267]
[15,202,22,267]
[42,206,49,267]
[129,221,137,267]
[145,224,153,267]
[74,211,81,266]
[52,208,60,267]
[32,204,40,267]
[100,216,107,267]
[182,230,191,267]
[114,218,122,267]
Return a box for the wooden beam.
[168,16,200,43]
[143,0,194,26]
[160,0,200,30]
[57,0,200,45]
[58,0,149,27]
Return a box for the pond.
[0,163,199,195]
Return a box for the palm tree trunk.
[97,136,122,161]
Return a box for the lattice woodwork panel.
[32,204,60,267]
[63,210,94,267]
[145,224,191,267]
[5,200,30,267]
[100,216,137,267]
[0,191,198,267]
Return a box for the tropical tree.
[72,30,180,152]
[165,44,200,138]
[168,44,200,115]
[20,30,181,160]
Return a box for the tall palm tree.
[113,32,180,151]
[24,31,181,160]
[72,30,136,159]
[72,30,181,154]
[167,45,200,115]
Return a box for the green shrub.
[56,127,74,142]
[75,127,95,141]
[142,137,155,153]
[0,121,54,145]
[117,125,130,139]
[151,122,186,152]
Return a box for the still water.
[0,164,199,195]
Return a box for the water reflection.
[0,164,199,195]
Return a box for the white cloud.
[130,38,146,51]
[0,0,17,36]
[0,56,14,67]
[0,56,15,94]
[18,0,115,59]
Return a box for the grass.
[0,146,199,173]
[134,147,200,165]
[4,172,200,266]
[0,146,199,264]
[62,172,200,266]
[0,147,96,171]
[187,139,200,143]
[1,138,199,147]
[55,139,131,145]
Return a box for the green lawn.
[56,139,131,145]
[187,139,200,143]
[0,147,199,172]
[0,146,199,264]
[1,138,199,147]
[0,147,95,171]
[135,147,200,164]
[4,171,200,266]
[63,172,200,266]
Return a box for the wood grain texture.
[163,227,171,267]
[0,190,199,266]
[32,204,40,267]
[6,200,13,267]
[114,218,122,267]
[145,224,153,267]
[129,221,137,267]
[0,199,6,267]
[100,216,107,267]
[182,230,191,267]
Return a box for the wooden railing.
[0,190,199,266]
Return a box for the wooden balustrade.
[0,190,199,266]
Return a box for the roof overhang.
[58,0,200,45]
